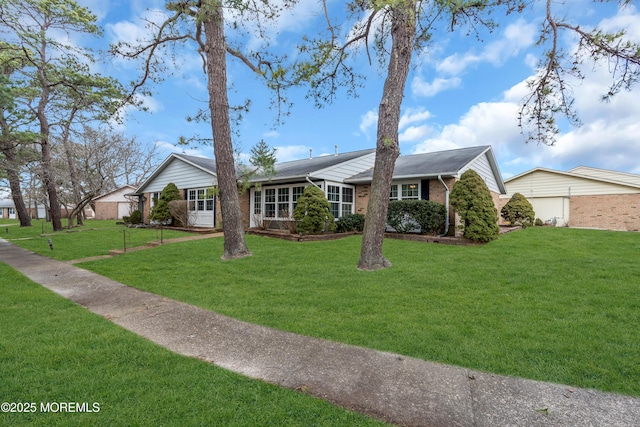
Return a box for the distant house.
[93,185,138,220]
[0,198,47,220]
[503,166,640,231]
[133,146,507,235]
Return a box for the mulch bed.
[246,226,521,245]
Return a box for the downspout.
[437,175,450,237]
[306,174,322,188]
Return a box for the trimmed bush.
[387,200,446,235]
[129,210,142,224]
[450,169,499,242]
[535,218,544,227]
[293,186,336,234]
[501,193,535,227]
[151,183,182,223]
[336,213,365,233]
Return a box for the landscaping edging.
[247,226,521,245]
[247,229,358,242]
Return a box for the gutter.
[437,175,450,237]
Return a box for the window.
[390,183,419,200]
[390,185,398,200]
[258,185,308,219]
[402,183,419,200]
[292,186,305,212]
[278,188,290,217]
[342,187,353,215]
[264,188,276,218]
[185,190,194,210]
[187,188,214,211]
[253,190,262,215]
[328,185,340,218]
[255,183,353,220]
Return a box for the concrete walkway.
[1,238,638,426]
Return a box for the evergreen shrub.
[129,210,142,224]
[151,183,182,224]
[450,169,500,242]
[501,193,535,227]
[293,186,336,234]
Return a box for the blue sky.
[77,0,640,178]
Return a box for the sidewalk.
[1,238,638,426]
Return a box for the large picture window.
[253,183,355,221]
[187,188,215,211]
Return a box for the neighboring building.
[133,146,507,235]
[93,185,138,220]
[0,198,47,220]
[503,166,640,231]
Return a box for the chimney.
[335,145,338,156]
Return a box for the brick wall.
[430,178,459,236]
[142,193,151,223]
[570,194,640,231]
[239,191,250,229]
[94,202,119,220]
[355,184,370,215]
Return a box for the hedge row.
[387,200,446,235]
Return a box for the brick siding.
[94,202,119,220]
[570,194,640,231]
[355,184,370,215]
[239,191,250,229]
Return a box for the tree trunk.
[202,2,252,260]
[39,131,62,231]
[358,1,416,271]
[5,149,31,227]
[61,109,83,226]
[36,38,62,231]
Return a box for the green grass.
[0,263,385,426]
[74,227,640,396]
[2,219,195,261]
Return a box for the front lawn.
[76,227,640,396]
[0,263,385,426]
[2,219,195,261]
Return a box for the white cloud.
[399,125,431,143]
[230,0,324,51]
[399,107,432,128]
[436,18,536,76]
[411,76,462,97]
[75,0,110,21]
[274,145,311,162]
[359,110,378,136]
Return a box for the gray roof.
[253,148,376,182]
[346,146,492,183]
[173,153,217,173]
[0,198,15,208]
